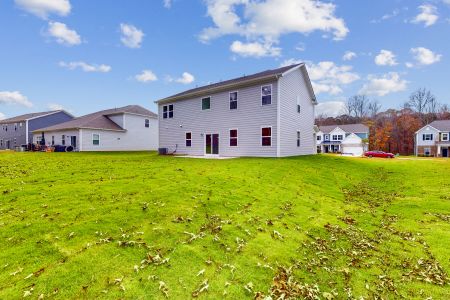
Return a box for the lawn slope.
[0,152,449,299]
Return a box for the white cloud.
[163,0,172,8]
[15,0,71,19]
[135,70,158,83]
[230,40,281,57]
[412,4,438,27]
[167,72,195,84]
[359,72,407,96]
[410,47,442,66]
[47,103,64,110]
[375,50,398,66]
[342,51,356,61]
[200,0,348,56]
[59,61,111,73]
[371,8,400,23]
[0,112,5,120]
[0,91,33,108]
[315,101,346,117]
[443,0,450,5]
[47,21,81,46]
[120,23,144,48]
[281,60,359,96]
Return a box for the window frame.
[145,119,150,128]
[229,91,238,110]
[261,84,272,106]
[51,136,55,146]
[163,104,174,119]
[229,128,238,147]
[92,133,100,146]
[441,133,449,141]
[424,147,431,156]
[62,135,66,146]
[332,134,343,141]
[297,131,301,147]
[201,96,211,111]
[185,132,192,147]
[261,126,272,147]
[317,135,321,141]
[296,96,301,113]
[423,133,433,141]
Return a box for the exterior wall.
[158,81,279,157]
[81,114,158,151]
[342,134,364,156]
[415,126,439,147]
[0,122,26,149]
[329,128,346,141]
[417,145,437,156]
[279,68,316,157]
[34,130,80,150]
[28,111,74,143]
[109,114,124,128]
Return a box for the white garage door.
[342,146,364,156]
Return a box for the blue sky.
[0,0,449,119]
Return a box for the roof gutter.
[32,127,126,133]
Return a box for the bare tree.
[406,88,437,124]
[346,95,370,119]
[368,100,382,118]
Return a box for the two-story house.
[0,110,73,150]
[32,105,158,151]
[316,124,369,156]
[155,64,317,157]
[415,120,450,157]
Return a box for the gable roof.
[156,64,316,104]
[0,110,70,124]
[428,120,450,132]
[319,124,369,134]
[33,105,157,132]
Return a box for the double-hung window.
[261,127,272,146]
[145,119,150,128]
[423,134,433,141]
[317,135,321,141]
[230,92,238,110]
[185,132,192,147]
[332,135,343,141]
[261,85,272,105]
[297,96,301,113]
[62,135,65,146]
[163,104,174,119]
[297,131,301,147]
[93,134,100,146]
[202,97,211,110]
[229,129,238,146]
[52,136,55,146]
[441,133,449,141]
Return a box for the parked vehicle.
[364,150,395,158]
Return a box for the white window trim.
[261,84,273,106]
[145,119,150,128]
[261,125,273,147]
[297,130,301,147]
[185,131,192,147]
[92,133,100,146]
[229,128,238,147]
[424,147,431,155]
[442,133,449,141]
[229,91,238,110]
[201,96,211,111]
[163,104,174,119]
[423,133,433,141]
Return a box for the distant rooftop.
[319,124,369,134]
[428,120,450,132]
[0,110,67,124]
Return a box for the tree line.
[316,89,450,155]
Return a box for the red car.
[364,151,395,158]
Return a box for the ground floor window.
[297,131,301,147]
[0,140,2,147]
[261,127,272,146]
[62,135,65,146]
[230,129,238,146]
[424,147,431,156]
[186,132,192,147]
[52,136,55,145]
[93,134,100,146]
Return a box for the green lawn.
[0,152,449,299]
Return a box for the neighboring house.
[155,64,317,157]
[0,110,73,150]
[32,105,158,151]
[415,120,450,157]
[316,124,369,156]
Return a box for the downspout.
[79,129,83,151]
[276,76,281,157]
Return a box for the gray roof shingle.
[429,120,450,131]
[319,124,369,134]
[0,110,66,124]
[33,105,157,132]
[156,64,304,103]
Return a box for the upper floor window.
[14,123,17,131]
[423,134,433,141]
[0,140,2,147]
[51,136,55,146]
[145,119,150,128]
[297,96,301,113]
[163,104,174,119]
[442,133,449,141]
[261,85,272,105]
[297,131,301,147]
[230,92,238,110]
[324,134,330,141]
[261,127,272,146]
[93,134,100,146]
[317,135,321,141]
[62,135,65,146]
[19,122,23,127]
[230,129,238,147]
[332,135,343,141]
[202,97,211,110]
[185,132,192,147]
